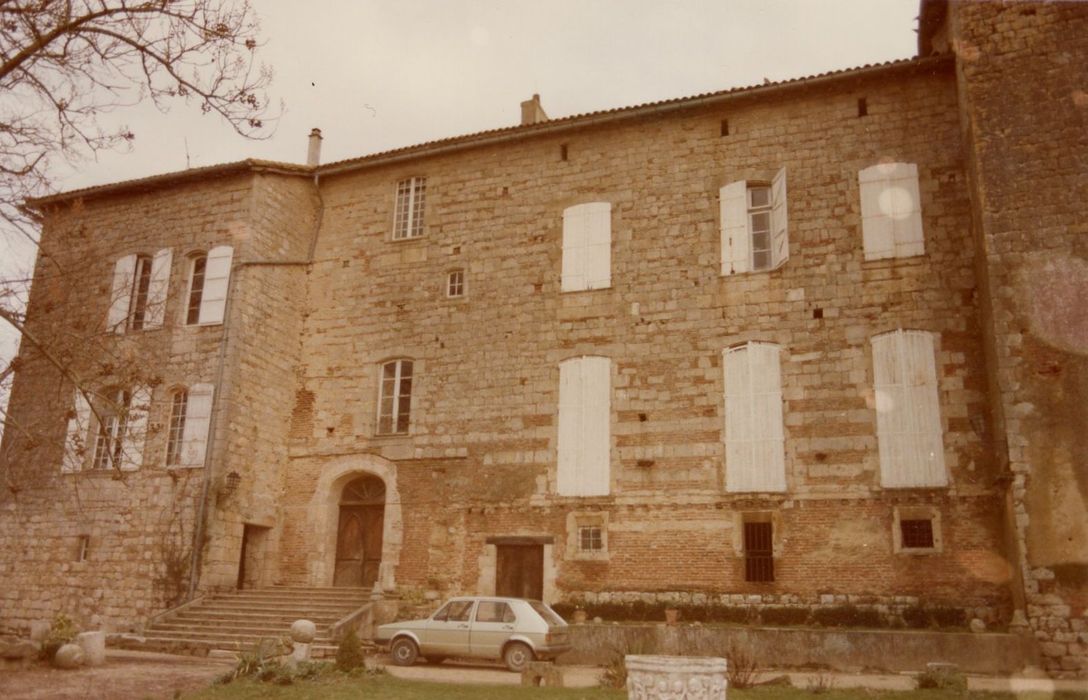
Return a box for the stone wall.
[947,0,1088,678]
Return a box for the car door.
[423,599,475,657]
[469,600,517,660]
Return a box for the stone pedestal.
[625,655,728,699]
[76,631,106,666]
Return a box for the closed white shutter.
[873,330,946,488]
[119,385,151,471]
[181,383,215,466]
[770,168,789,269]
[724,343,786,492]
[62,390,91,473]
[860,163,924,261]
[720,181,749,275]
[562,203,611,292]
[557,357,610,496]
[144,247,172,329]
[107,254,136,333]
[198,245,233,324]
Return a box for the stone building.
[0,0,1084,677]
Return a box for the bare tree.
[0,0,276,465]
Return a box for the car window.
[446,600,475,622]
[475,601,515,623]
[432,602,453,621]
[528,600,566,626]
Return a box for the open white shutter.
[107,255,136,333]
[581,356,611,496]
[181,383,215,466]
[62,390,91,473]
[720,181,749,275]
[144,247,172,329]
[724,343,785,492]
[119,385,151,471]
[890,163,924,258]
[770,168,789,269]
[556,360,583,494]
[198,245,233,324]
[583,203,612,290]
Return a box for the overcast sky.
[1,0,920,403]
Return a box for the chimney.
[520,94,548,126]
[307,128,323,166]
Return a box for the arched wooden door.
[334,475,385,587]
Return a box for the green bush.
[760,606,811,626]
[811,605,882,628]
[916,666,967,690]
[39,613,78,661]
[335,628,366,672]
[901,605,968,630]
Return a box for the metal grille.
[900,519,934,548]
[744,521,774,582]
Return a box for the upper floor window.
[557,356,611,496]
[561,202,611,292]
[185,245,233,326]
[106,249,172,333]
[165,383,215,468]
[394,177,426,240]
[859,162,924,260]
[446,270,465,298]
[723,342,786,493]
[871,329,946,488]
[64,385,149,472]
[378,359,413,435]
[720,168,788,275]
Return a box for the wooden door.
[334,475,386,588]
[334,506,366,587]
[495,544,544,599]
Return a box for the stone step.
[153,621,337,639]
[143,628,336,646]
[199,598,362,611]
[218,590,371,602]
[172,610,347,625]
[164,614,338,629]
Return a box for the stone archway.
[308,455,403,591]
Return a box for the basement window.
[893,506,942,554]
[566,511,609,561]
[900,519,934,548]
[743,520,774,582]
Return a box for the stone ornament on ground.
[625,654,728,699]
[290,619,317,643]
[53,643,84,669]
[76,631,106,666]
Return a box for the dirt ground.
[0,650,233,700]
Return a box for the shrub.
[916,666,967,691]
[217,637,291,684]
[760,606,811,626]
[901,605,967,630]
[723,642,760,689]
[39,613,78,661]
[810,605,882,628]
[335,628,366,672]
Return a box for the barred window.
[743,520,774,583]
[394,177,426,240]
[900,519,935,549]
[578,526,603,552]
[378,359,413,435]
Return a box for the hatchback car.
[374,596,571,672]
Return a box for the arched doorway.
[334,475,385,587]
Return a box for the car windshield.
[528,601,566,626]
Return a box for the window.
[394,177,426,239]
[743,520,775,582]
[872,330,947,488]
[433,599,474,622]
[185,246,233,325]
[720,168,788,275]
[476,601,516,623]
[561,202,611,292]
[106,248,172,333]
[557,356,611,496]
[165,384,215,467]
[893,506,942,554]
[82,386,149,472]
[92,388,129,470]
[723,342,786,493]
[579,526,602,552]
[900,519,934,548]
[378,359,413,435]
[446,270,465,298]
[859,162,924,260]
[76,535,90,562]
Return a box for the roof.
[29,54,952,208]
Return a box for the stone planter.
[625,655,728,699]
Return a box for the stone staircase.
[124,586,374,659]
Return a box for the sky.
[0,0,921,410]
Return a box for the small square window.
[900,519,934,549]
[447,270,464,298]
[579,526,602,552]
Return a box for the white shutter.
[119,385,151,471]
[557,360,582,494]
[724,343,785,492]
[181,383,215,466]
[144,247,172,329]
[770,168,789,269]
[583,203,612,290]
[561,207,586,292]
[720,181,749,275]
[198,245,233,324]
[107,254,136,333]
[860,163,923,261]
[581,356,611,496]
[62,390,91,473]
[873,330,946,488]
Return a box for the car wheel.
[425,655,447,665]
[503,641,533,673]
[390,637,419,666]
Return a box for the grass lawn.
[182,673,1088,700]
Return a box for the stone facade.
[0,0,1083,678]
